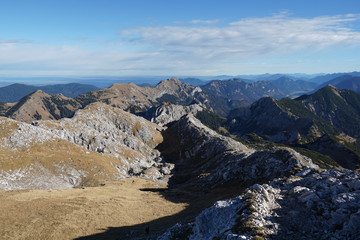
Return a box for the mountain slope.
[0,83,99,102]
[0,83,38,102]
[5,90,82,122]
[200,79,284,116]
[0,117,122,190]
[226,86,360,169]
[271,76,317,96]
[179,78,209,86]
[228,97,321,140]
[76,77,205,111]
[39,83,99,97]
[296,85,360,137]
[309,71,360,84]
[0,102,169,190]
[314,75,360,93]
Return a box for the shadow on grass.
[74,179,250,240]
[74,121,257,240]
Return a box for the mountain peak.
[32,89,46,95]
[156,77,183,87]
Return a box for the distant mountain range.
[179,77,210,86]
[2,73,358,123]
[0,83,99,102]
[226,85,360,169]
[307,71,360,84]
[313,75,360,93]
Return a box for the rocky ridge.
[160,168,360,240]
[0,102,175,190]
[0,117,121,190]
[144,103,204,126]
[76,77,206,111]
[157,114,317,191]
[33,102,175,181]
[5,90,81,123]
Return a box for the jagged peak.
[315,84,344,98]
[32,89,46,94]
[156,77,184,87]
[253,96,278,105]
[109,82,140,89]
[325,84,338,90]
[23,89,51,99]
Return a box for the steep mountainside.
[314,75,360,93]
[200,79,284,116]
[226,86,360,169]
[5,90,81,123]
[38,83,100,97]
[296,85,360,138]
[0,117,121,190]
[271,76,317,96]
[0,102,169,190]
[157,114,317,191]
[202,78,283,102]
[0,83,38,102]
[228,97,322,141]
[76,77,206,112]
[0,83,99,102]
[229,85,360,139]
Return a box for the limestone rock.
[160,169,360,240]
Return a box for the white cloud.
[0,39,33,44]
[189,19,221,25]
[1,14,360,76]
[121,14,360,60]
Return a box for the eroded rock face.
[0,117,123,190]
[160,169,360,240]
[0,103,172,190]
[34,102,171,181]
[145,103,204,126]
[158,114,317,191]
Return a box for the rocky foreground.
[0,102,359,239]
[160,168,360,240]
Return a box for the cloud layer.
[1,14,360,76]
[122,14,360,60]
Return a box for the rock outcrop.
[158,114,317,191]
[0,102,173,190]
[160,168,360,240]
[144,103,204,126]
[0,117,122,190]
[34,102,174,181]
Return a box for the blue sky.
[1,0,360,77]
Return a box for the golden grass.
[337,133,357,144]
[0,118,19,139]
[0,139,122,185]
[0,178,188,240]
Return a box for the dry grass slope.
[0,178,188,240]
